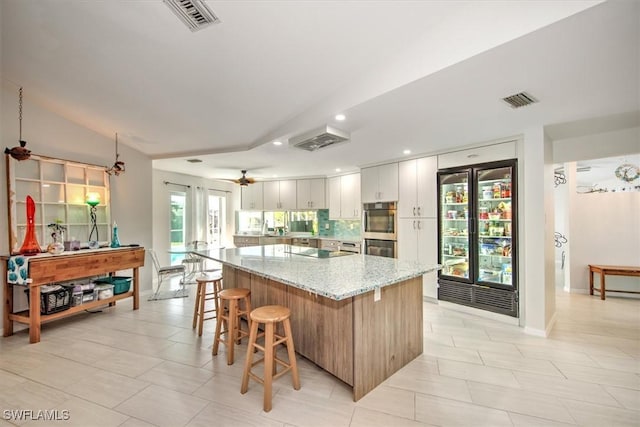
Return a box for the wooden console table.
[589,264,640,300]
[2,247,145,343]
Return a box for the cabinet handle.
[413,207,416,216]
[417,206,421,216]
[417,220,422,230]
[413,220,416,230]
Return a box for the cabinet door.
[308,178,326,209]
[397,218,418,262]
[263,181,279,210]
[341,173,361,219]
[328,176,341,220]
[241,183,263,210]
[377,163,398,202]
[416,156,437,218]
[296,179,311,209]
[360,167,379,204]
[279,180,297,210]
[398,159,418,218]
[296,178,326,209]
[417,218,438,298]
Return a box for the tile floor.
[0,286,638,426]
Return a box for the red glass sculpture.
[19,195,41,255]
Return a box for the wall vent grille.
[164,0,220,32]
[502,92,538,109]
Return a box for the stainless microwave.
[362,202,397,240]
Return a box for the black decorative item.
[554,232,568,248]
[106,133,125,176]
[554,171,566,187]
[4,87,31,161]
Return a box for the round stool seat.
[250,305,290,323]
[219,288,250,300]
[196,272,222,283]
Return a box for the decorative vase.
[47,233,65,255]
[110,221,121,248]
[19,195,41,255]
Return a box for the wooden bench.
[589,265,640,300]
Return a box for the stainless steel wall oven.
[363,202,397,240]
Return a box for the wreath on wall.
[614,163,639,183]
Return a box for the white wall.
[566,163,640,294]
[0,81,153,321]
[151,169,239,268]
[554,126,640,296]
[520,127,556,336]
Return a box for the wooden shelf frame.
[3,247,145,343]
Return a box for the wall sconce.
[86,192,100,249]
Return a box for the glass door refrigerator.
[437,159,518,317]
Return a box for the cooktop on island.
[284,246,355,258]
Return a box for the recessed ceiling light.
[335,114,346,121]
[335,168,342,172]
[273,140,282,146]
[403,149,411,155]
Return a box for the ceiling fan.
[230,170,256,186]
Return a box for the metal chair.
[148,249,187,300]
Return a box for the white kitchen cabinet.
[437,141,516,169]
[263,180,296,210]
[397,217,438,298]
[241,182,263,210]
[398,156,437,218]
[328,173,361,220]
[296,178,326,209]
[361,163,398,203]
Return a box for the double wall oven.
[363,202,397,258]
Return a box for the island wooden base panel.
[223,265,423,401]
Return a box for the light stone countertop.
[194,244,439,301]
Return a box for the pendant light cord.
[18,87,23,141]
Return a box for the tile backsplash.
[317,209,361,239]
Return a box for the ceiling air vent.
[164,0,220,32]
[502,92,538,109]
[289,126,350,152]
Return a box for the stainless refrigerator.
[437,159,518,317]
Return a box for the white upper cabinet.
[264,180,296,210]
[328,173,361,220]
[296,178,326,209]
[241,182,264,210]
[341,173,361,219]
[398,156,437,218]
[361,163,398,203]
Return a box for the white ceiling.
[2,0,638,182]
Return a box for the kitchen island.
[195,244,439,401]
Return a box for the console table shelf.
[3,247,145,343]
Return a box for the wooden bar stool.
[192,274,223,336]
[212,288,251,365]
[241,305,300,412]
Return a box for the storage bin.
[25,285,72,315]
[94,276,131,294]
[94,284,114,300]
